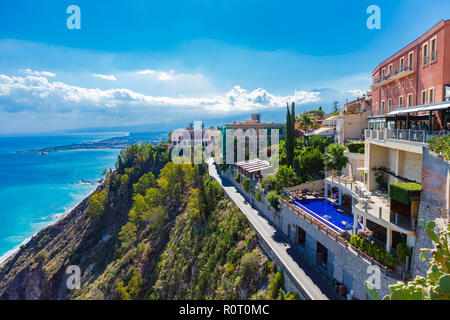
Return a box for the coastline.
[0,186,99,265]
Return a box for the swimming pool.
[292,199,360,233]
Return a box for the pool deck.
[292,199,359,234]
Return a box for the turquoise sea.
[0,133,124,262]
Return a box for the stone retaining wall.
[219,167,398,299]
[411,147,449,277]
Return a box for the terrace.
[280,195,396,277]
[365,128,442,145]
[324,173,417,250]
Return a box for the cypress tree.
[286,102,295,167]
[291,102,296,140]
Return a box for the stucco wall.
[342,152,364,180]
[398,150,422,184]
[342,113,367,141]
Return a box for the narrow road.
[207,158,333,300]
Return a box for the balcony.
[325,173,416,234]
[365,129,438,144]
[371,66,415,90]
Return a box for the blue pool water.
[0,133,125,261]
[292,199,360,233]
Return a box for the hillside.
[0,143,298,300]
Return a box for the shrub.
[428,134,450,161]
[234,173,240,183]
[347,142,365,154]
[240,250,260,278]
[396,242,413,265]
[267,271,284,299]
[266,191,280,211]
[33,249,49,264]
[350,235,394,268]
[261,175,276,191]
[242,177,250,193]
[255,191,262,202]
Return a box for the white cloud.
[0,73,325,133]
[347,89,366,97]
[0,74,320,114]
[136,69,203,81]
[92,73,117,81]
[19,68,56,77]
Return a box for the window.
[408,51,414,69]
[399,57,405,71]
[399,96,404,107]
[381,68,386,79]
[421,90,427,104]
[429,88,434,103]
[388,64,393,76]
[430,37,437,62]
[388,98,392,111]
[422,42,429,65]
[381,100,385,114]
[407,93,413,107]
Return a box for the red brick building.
[369,20,450,131]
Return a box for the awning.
[386,102,450,116]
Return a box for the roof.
[235,158,271,173]
[305,127,335,137]
[223,122,285,127]
[324,115,341,121]
[386,101,450,116]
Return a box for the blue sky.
[0,0,449,134]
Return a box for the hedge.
[389,182,422,205]
[347,142,365,154]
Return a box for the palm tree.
[298,113,312,132]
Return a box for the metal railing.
[281,198,393,275]
[366,129,437,144]
[390,212,416,232]
[325,172,368,199]
[372,66,414,87]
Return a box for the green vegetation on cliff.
[0,142,298,300]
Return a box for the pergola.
[235,158,272,180]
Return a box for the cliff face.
[0,144,279,300]
[0,181,134,299]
